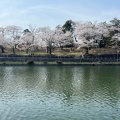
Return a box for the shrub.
[3,62,6,65]
[43,61,47,64]
[56,60,63,64]
[27,60,34,65]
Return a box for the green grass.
[2,47,119,57]
[14,51,81,56]
[0,61,120,66]
[50,51,82,57]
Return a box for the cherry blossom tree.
[96,22,110,48]
[111,33,120,59]
[6,25,22,54]
[54,25,73,49]
[35,27,55,54]
[0,27,8,53]
[19,33,33,54]
[111,33,120,49]
[18,25,39,54]
[73,21,109,54]
[27,25,36,45]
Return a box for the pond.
[0,66,120,120]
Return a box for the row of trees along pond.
[0,18,120,55]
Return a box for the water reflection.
[0,67,120,99]
[0,66,120,101]
[0,66,120,120]
[45,66,74,100]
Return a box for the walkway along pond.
[0,54,120,65]
[0,54,120,62]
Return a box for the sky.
[0,0,120,29]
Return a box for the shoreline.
[0,62,120,66]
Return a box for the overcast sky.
[0,0,120,28]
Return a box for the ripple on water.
[0,66,120,120]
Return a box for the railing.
[0,56,119,62]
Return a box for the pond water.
[0,66,120,120]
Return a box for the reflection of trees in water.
[0,67,28,95]
[21,67,41,89]
[11,66,39,90]
[94,66,120,106]
[80,67,93,93]
[18,66,48,92]
[0,67,24,95]
[80,66,120,107]
[0,67,48,96]
[0,67,7,91]
[45,66,74,100]
[0,66,120,107]
[72,66,95,97]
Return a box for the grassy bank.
[0,61,120,66]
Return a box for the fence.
[0,54,120,63]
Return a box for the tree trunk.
[1,47,5,53]
[49,47,52,55]
[85,47,89,54]
[26,49,29,54]
[12,47,15,54]
[0,46,5,53]
[46,46,49,53]
[60,46,63,50]
[15,44,17,49]
[48,44,52,55]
